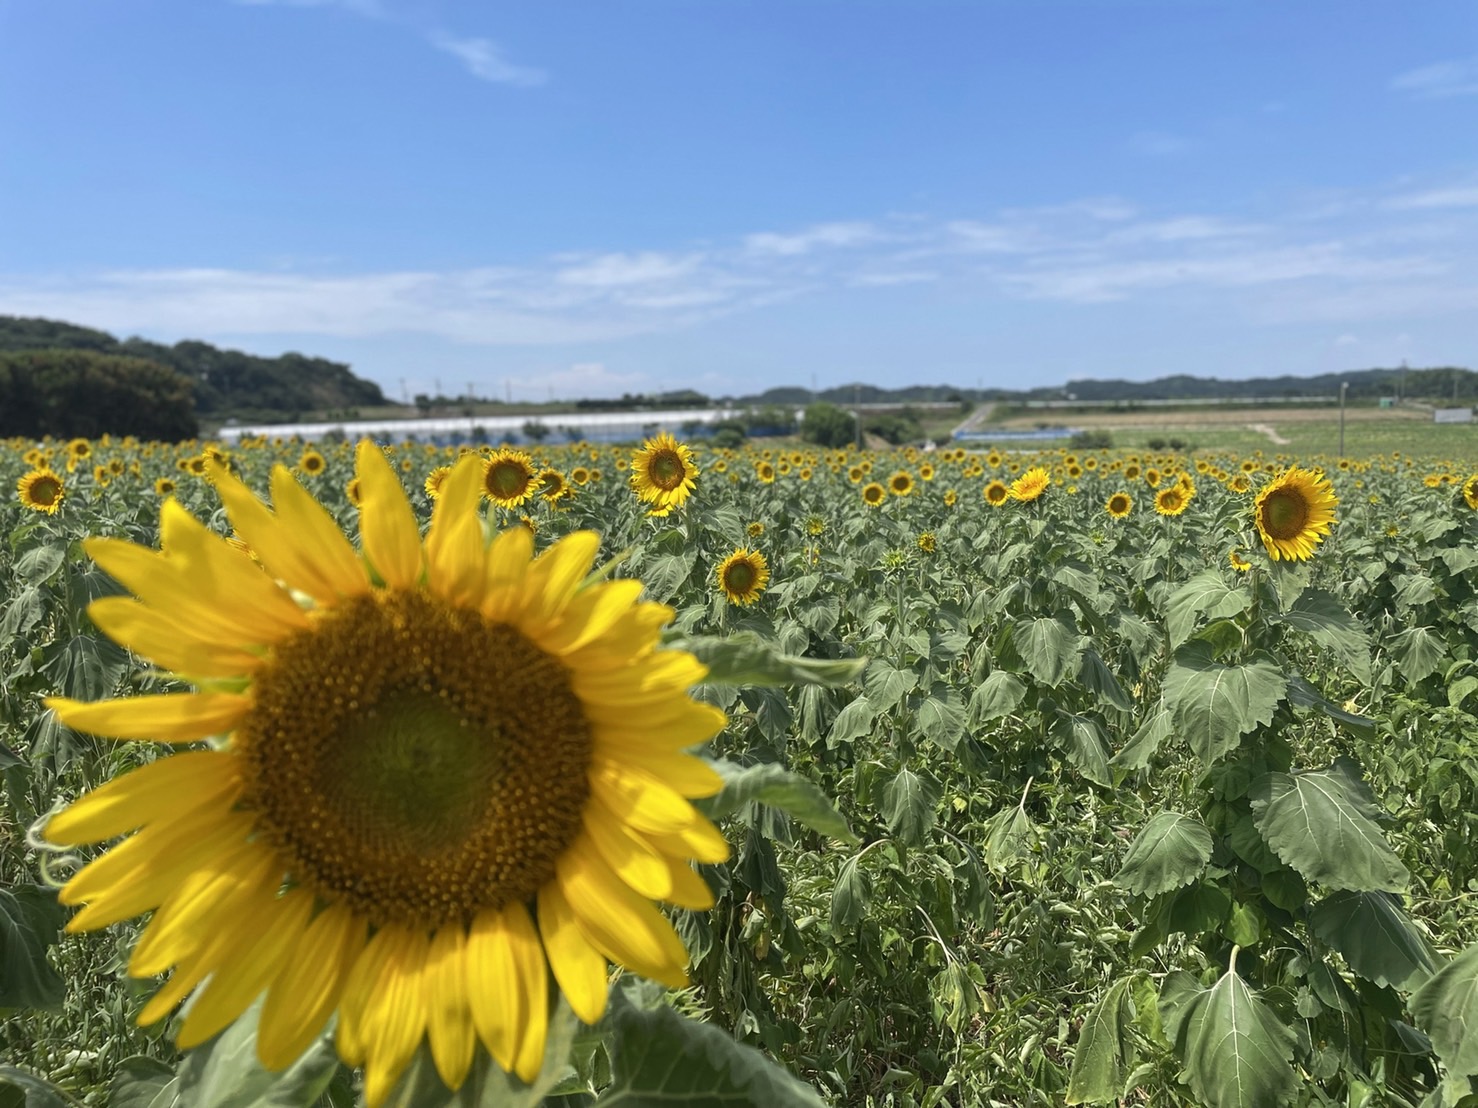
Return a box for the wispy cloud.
[426,32,547,87]
[1390,56,1478,99]
[744,222,878,257]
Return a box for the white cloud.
[1391,56,1478,99]
[1385,186,1478,210]
[743,222,877,257]
[427,32,547,87]
[1105,216,1264,244]
[555,252,703,288]
[849,271,938,287]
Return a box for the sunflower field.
[4,430,1478,1108]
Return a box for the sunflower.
[1154,486,1188,516]
[537,469,570,503]
[1144,467,1162,488]
[1229,473,1252,494]
[1463,474,1478,510]
[94,464,112,486]
[756,462,776,484]
[716,548,770,605]
[889,470,915,497]
[154,477,177,497]
[805,515,826,536]
[1008,467,1050,503]
[184,455,209,478]
[1123,463,1141,481]
[983,480,1009,507]
[986,451,1002,468]
[570,466,591,486]
[425,465,452,500]
[862,482,887,506]
[1229,548,1253,573]
[345,477,363,507]
[919,463,935,482]
[299,450,327,477]
[629,433,698,514]
[483,447,538,508]
[942,488,958,507]
[18,468,65,514]
[916,532,936,554]
[1253,466,1338,561]
[43,447,728,1106]
[847,466,864,484]
[746,521,765,539]
[1105,492,1133,519]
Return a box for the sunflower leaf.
[0,886,65,1011]
[679,632,867,689]
[1115,812,1214,899]
[1162,644,1286,768]
[0,1066,72,1108]
[1272,589,1371,685]
[702,761,857,844]
[1164,571,1251,650]
[599,998,827,1107]
[1411,942,1478,1079]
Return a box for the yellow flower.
[1008,467,1050,503]
[1154,486,1188,516]
[629,432,698,513]
[345,477,362,507]
[17,468,65,514]
[482,447,538,508]
[425,465,452,500]
[1463,474,1478,510]
[756,462,776,484]
[1105,492,1133,519]
[746,521,765,538]
[1229,548,1253,573]
[916,531,936,554]
[43,446,728,1106]
[942,488,958,507]
[154,477,177,497]
[537,469,570,503]
[298,449,326,477]
[862,482,886,506]
[1253,466,1338,561]
[983,480,1009,507]
[888,470,915,497]
[716,547,770,605]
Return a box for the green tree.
[800,402,855,448]
[0,349,197,441]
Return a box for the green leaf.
[110,1058,180,1108]
[881,766,939,846]
[914,688,966,751]
[1284,674,1377,739]
[967,671,1028,726]
[174,999,341,1108]
[599,998,826,1107]
[0,886,65,1010]
[383,999,580,1107]
[1411,942,1478,1078]
[826,696,876,748]
[1273,589,1371,685]
[702,761,857,844]
[1308,891,1439,990]
[1065,978,1135,1105]
[1250,759,1409,893]
[1014,613,1083,688]
[1077,649,1134,712]
[14,544,66,585]
[1054,711,1112,787]
[1115,812,1214,898]
[641,553,695,601]
[863,661,917,713]
[1182,964,1298,1108]
[0,1067,72,1108]
[0,586,47,641]
[682,632,867,689]
[1111,706,1172,771]
[1163,644,1286,768]
[830,852,870,930]
[1165,571,1250,649]
[981,797,1037,873]
[1391,625,1447,685]
[1450,675,1478,710]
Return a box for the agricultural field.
[3,430,1478,1108]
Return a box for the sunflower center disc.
[488,462,528,499]
[724,562,756,593]
[1262,490,1309,539]
[237,590,592,927]
[648,451,686,490]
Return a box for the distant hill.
[0,316,386,416]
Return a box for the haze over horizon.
[2,1,1476,402]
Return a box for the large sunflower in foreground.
[1253,466,1338,561]
[1008,467,1050,503]
[44,445,728,1106]
[629,432,698,514]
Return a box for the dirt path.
[1247,422,1292,445]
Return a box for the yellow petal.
[645,816,732,865]
[138,947,214,1027]
[654,854,717,911]
[46,692,250,744]
[209,459,367,603]
[504,903,550,1083]
[45,751,239,845]
[355,441,422,590]
[593,700,727,753]
[176,888,313,1049]
[588,761,700,836]
[480,527,533,623]
[561,602,673,672]
[573,651,708,706]
[581,797,673,901]
[556,842,690,989]
[425,456,487,609]
[594,750,724,798]
[338,923,420,1067]
[424,925,476,1093]
[525,579,643,657]
[361,929,430,1108]
[258,903,365,1071]
[63,810,256,931]
[87,597,263,678]
[537,881,609,1027]
[465,907,522,1072]
[522,532,601,624]
[129,840,280,976]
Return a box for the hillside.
[0,316,386,416]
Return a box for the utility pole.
[467,381,475,403]
[400,378,409,405]
[1339,381,1348,458]
[854,383,862,449]
[434,378,443,401]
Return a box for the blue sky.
[1,0,1476,400]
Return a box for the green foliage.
[0,350,198,441]
[798,403,855,449]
